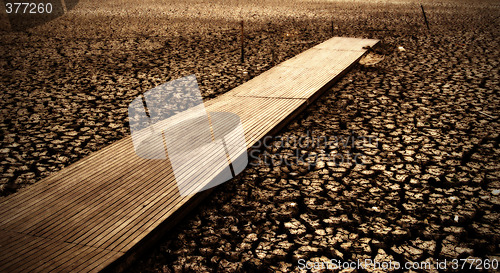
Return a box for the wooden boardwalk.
[0,37,378,272]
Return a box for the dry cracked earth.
[0,0,499,272]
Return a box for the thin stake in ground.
[420,4,430,31]
[240,20,245,63]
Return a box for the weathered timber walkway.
[0,37,378,272]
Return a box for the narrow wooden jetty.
[0,37,378,272]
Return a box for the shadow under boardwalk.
[0,37,378,272]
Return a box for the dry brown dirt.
[1,0,499,272]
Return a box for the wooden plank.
[0,230,121,273]
[0,37,379,272]
[313,37,378,50]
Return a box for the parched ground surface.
[1,0,499,272]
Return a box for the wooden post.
[420,4,430,31]
[268,24,275,66]
[271,33,276,66]
[271,46,275,66]
[240,20,245,63]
